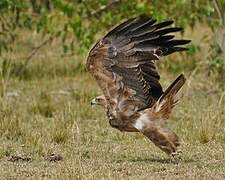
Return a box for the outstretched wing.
[86,16,190,111]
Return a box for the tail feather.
[160,74,186,102]
[151,74,186,120]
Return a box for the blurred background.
[0,0,225,179]
[0,0,224,79]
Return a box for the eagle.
[86,16,190,157]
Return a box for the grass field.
[0,23,225,179]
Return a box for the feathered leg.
[142,125,180,156]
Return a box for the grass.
[0,23,225,179]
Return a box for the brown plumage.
[86,16,190,157]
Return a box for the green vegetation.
[0,0,225,179]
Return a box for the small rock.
[46,153,63,162]
[8,154,31,162]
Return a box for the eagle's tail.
[150,74,186,120]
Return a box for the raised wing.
[87,16,190,111]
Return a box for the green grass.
[0,24,225,179]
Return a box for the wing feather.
[87,16,190,111]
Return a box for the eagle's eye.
[95,98,100,102]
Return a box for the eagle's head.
[91,95,106,107]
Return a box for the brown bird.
[86,16,190,157]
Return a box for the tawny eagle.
[86,16,190,157]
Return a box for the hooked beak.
[90,95,106,107]
[91,98,97,106]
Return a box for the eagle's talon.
[171,150,182,157]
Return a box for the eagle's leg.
[133,115,180,156]
[142,126,180,156]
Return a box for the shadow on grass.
[115,156,196,164]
